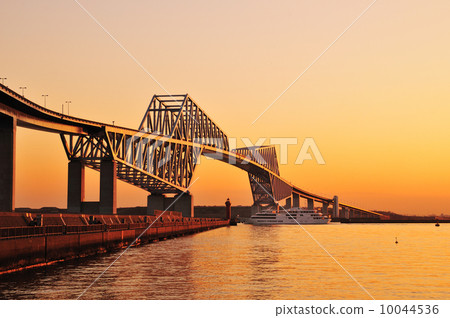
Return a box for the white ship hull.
[247,207,331,225]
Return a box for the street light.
[0,77,6,85]
[42,94,48,107]
[65,101,72,115]
[19,86,27,97]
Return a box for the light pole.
[19,86,27,97]
[42,94,48,107]
[65,101,72,115]
[0,77,6,85]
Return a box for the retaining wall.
[0,215,229,274]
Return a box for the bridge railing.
[66,225,105,233]
[0,226,45,238]
[0,218,228,239]
[0,82,110,128]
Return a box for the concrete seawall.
[0,211,229,274]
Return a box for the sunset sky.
[1,0,450,215]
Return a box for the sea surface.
[0,223,449,299]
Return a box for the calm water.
[0,223,449,299]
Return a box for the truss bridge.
[0,83,381,219]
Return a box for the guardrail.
[0,218,227,239]
[66,224,104,233]
[0,82,105,127]
[0,226,45,238]
[0,225,65,238]
[0,82,134,131]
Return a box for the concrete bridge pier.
[147,193,165,215]
[99,160,117,214]
[349,210,355,218]
[251,204,260,215]
[173,193,194,218]
[333,196,339,218]
[67,160,85,213]
[307,198,314,210]
[0,115,16,212]
[292,193,300,208]
[285,197,292,209]
[322,202,329,216]
[341,207,349,219]
[147,192,194,217]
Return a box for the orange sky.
[2,0,450,215]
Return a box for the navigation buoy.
[435,222,440,227]
[395,237,398,244]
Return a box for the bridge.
[0,83,381,220]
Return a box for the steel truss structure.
[0,83,383,217]
[60,94,228,194]
[139,95,228,150]
[235,146,292,205]
[59,95,292,205]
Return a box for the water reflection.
[0,224,448,299]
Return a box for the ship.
[246,207,331,225]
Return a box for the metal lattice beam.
[235,145,292,205]
[139,94,229,150]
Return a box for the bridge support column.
[67,160,85,213]
[174,193,194,218]
[292,193,300,208]
[147,193,194,217]
[100,160,117,214]
[322,202,329,216]
[341,207,349,219]
[0,115,16,212]
[333,196,339,218]
[251,204,260,214]
[307,198,314,210]
[147,193,165,215]
[285,197,292,209]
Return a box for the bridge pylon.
[0,114,16,212]
[147,192,193,217]
[67,160,85,213]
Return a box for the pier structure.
[0,211,228,274]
